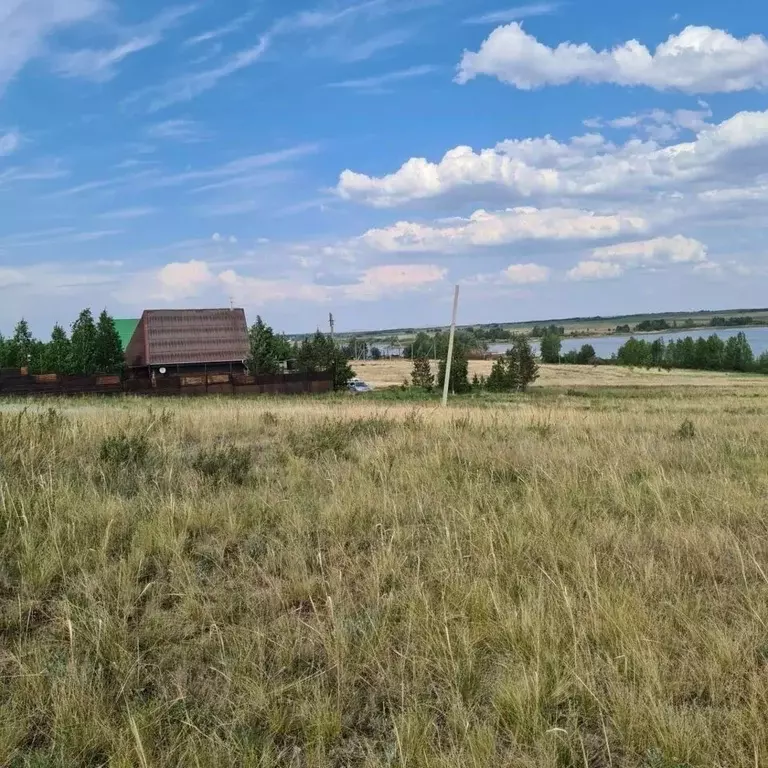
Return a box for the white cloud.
[457,23,768,93]
[503,262,551,284]
[584,106,712,141]
[591,235,708,265]
[153,260,215,300]
[567,261,624,281]
[185,11,256,46]
[464,3,560,24]
[144,35,270,111]
[567,234,709,281]
[98,207,156,220]
[344,263,446,299]
[55,6,195,82]
[327,64,438,90]
[0,130,21,156]
[0,0,105,96]
[337,108,768,208]
[353,207,646,253]
[146,119,207,142]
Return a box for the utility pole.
[329,313,335,343]
[442,285,460,408]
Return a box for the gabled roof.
[125,308,249,368]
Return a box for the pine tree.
[248,315,280,374]
[486,358,508,392]
[507,336,539,392]
[411,356,434,390]
[95,310,125,374]
[43,324,72,374]
[69,309,98,375]
[438,344,471,394]
[8,319,36,370]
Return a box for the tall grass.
[1,389,768,766]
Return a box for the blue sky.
[2,0,768,335]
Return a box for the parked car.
[348,379,372,393]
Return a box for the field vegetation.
[2,374,768,766]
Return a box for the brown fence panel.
[0,369,333,397]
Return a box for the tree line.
[247,316,354,388]
[616,332,766,373]
[0,310,124,375]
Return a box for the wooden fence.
[0,369,333,397]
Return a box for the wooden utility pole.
[442,285,460,407]
[329,313,335,343]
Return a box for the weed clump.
[676,419,696,439]
[192,443,251,486]
[99,433,149,467]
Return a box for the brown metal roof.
[125,308,250,368]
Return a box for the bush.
[99,433,149,467]
[676,419,696,439]
[192,444,252,486]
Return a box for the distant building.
[124,308,250,376]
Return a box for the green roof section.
[113,318,139,351]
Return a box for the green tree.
[486,358,508,392]
[43,324,72,375]
[438,343,471,394]
[540,331,562,364]
[69,309,98,375]
[297,330,354,389]
[723,332,754,372]
[575,344,597,365]
[411,357,434,391]
[370,346,382,361]
[509,335,539,391]
[7,318,36,369]
[0,334,9,368]
[247,316,281,374]
[94,310,125,374]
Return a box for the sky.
[1,0,768,335]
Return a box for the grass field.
[354,359,768,390]
[3,376,768,766]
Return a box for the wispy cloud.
[151,144,320,188]
[0,0,106,97]
[185,11,256,45]
[55,5,197,82]
[146,119,208,142]
[146,35,270,111]
[0,130,21,156]
[328,63,438,90]
[0,161,68,187]
[332,27,414,62]
[464,2,560,24]
[98,207,157,220]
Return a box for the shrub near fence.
[0,369,333,397]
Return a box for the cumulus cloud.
[591,235,708,265]
[352,207,645,253]
[567,235,709,281]
[503,262,551,284]
[567,261,624,281]
[337,108,768,209]
[345,264,446,299]
[457,23,768,93]
[153,260,215,300]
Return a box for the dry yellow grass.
[2,387,768,766]
[354,359,768,390]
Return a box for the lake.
[489,326,768,359]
